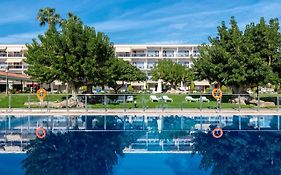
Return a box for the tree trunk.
[171,82,177,90]
[69,82,78,100]
[113,82,124,94]
[230,85,248,94]
[257,85,259,99]
[86,85,92,94]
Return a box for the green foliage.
[37,7,61,28]
[190,81,195,91]
[25,12,115,95]
[193,16,281,93]
[106,59,147,93]
[220,85,232,94]
[151,60,194,89]
[80,86,87,93]
[127,85,134,92]
[9,88,17,94]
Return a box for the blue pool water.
[0,154,209,175]
[2,115,281,174]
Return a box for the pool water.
[0,154,209,175]
[1,115,281,175]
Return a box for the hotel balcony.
[147,53,159,57]
[114,45,200,61]
[132,53,146,57]
[116,52,130,57]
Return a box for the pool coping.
[0,108,280,116]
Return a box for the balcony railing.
[178,53,189,57]
[163,53,174,57]
[7,53,24,57]
[116,54,130,57]
[132,53,146,57]
[0,53,7,57]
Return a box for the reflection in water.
[192,117,281,175]
[22,116,143,175]
[1,115,279,174]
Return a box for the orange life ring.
[212,88,222,100]
[212,128,223,139]
[36,88,47,100]
[35,127,46,139]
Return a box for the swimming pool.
[1,115,281,174]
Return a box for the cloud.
[93,0,281,33]
[0,31,43,44]
[0,14,30,25]
[2,0,281,44]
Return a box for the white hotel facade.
[0,44,209,92]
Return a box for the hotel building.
[0,44,209,92]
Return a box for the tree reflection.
[192,116,281,175]
[22,116,143,175]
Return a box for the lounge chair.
[201,96,210,102]
[162,95,173,102]
[150,95,159,102]
[185,96,199,102]
[126,96,134,102]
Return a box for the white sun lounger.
[162,95,173,102]
[150,95,159,102]
[185,96,199,102]
[201,96,210,102]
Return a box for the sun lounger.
[185,96,199,102]
[150,95,159,102]
[201,96,210,102]
[162,95,173,102]
[126,96,134,102]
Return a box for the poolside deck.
[0,108,280,116]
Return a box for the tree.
[106,58,147,93]
[37,7,61,28]
[193,17,281,94]
[151,60,193,89]
[25,12,115,99]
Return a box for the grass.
[0,94,66,108]
[0,93,279,109]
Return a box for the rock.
[249,99,262,105]
[260,102,275,107]
[231,97,248,105]
[249,99,275,107]
[24,97,85,108]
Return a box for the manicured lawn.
[0,93,279,109]
[89,94,258,110]
[0,94,66,108]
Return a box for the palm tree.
[37,7,61,28]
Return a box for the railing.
[1,114,281,153]
[0,93,280,112]
[132,53,146,57]
[178,53,189,57]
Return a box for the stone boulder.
[249,99,275,107]
[24,97,85,108]
[230,97,248,105]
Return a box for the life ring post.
[36,88,47,101]
[35,127,47,139]
[212,128,223,139]
[212,88,222,100]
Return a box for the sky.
[1,0,281,44]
